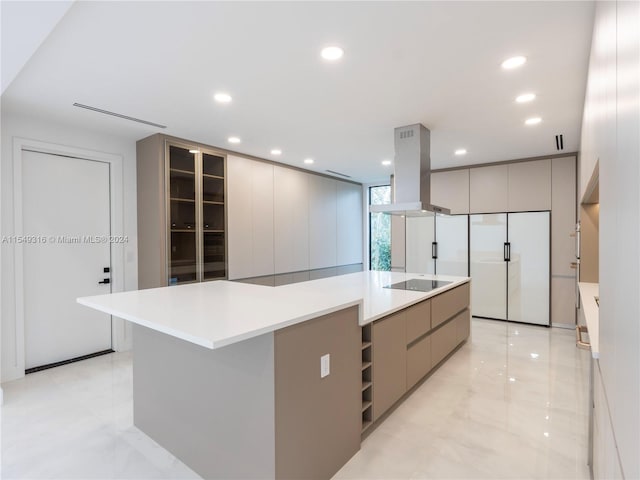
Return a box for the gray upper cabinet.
[431,169,470,214]
[309,175,338,270]
[336,182,363,266]
[227,155,274,280]
[507,159,552,212]
[274,166,310,274]
[469,165,509,213]
[469,160,552,214]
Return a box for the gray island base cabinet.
[369,283,471,429]
[133,306,361,480]
[133,284,471,479]
[82,274,471,479]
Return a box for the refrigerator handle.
[432,241,438,259]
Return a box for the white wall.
[580,1,640,478]
[1,111,139,382]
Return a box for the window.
[369,185,391,271]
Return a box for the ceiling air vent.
[555,134,564,151]
[73,103,167,128]
[325,169,352,178]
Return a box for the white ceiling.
[0,0,74,94]
[1,1,595,183]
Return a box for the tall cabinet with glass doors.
[137,135,227,289]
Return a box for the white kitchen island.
[79,271,470,480]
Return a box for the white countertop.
[578,282,599,358]
[78,271,469,350]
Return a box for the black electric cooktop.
[384,278,452,292]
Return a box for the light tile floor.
[1,319,591,479]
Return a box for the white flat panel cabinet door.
[469,165,508,214]
[251,162,274,277]
[226,155,253,280]
[435,215,468,277]
[507,212,550,326]
[336,182,363,266]
[308,175,337,269]
[22,151,112,369]
[507,160,552,212]
[470,213,507,320]
[431,170,470,214]
[274,166,309,274]
[405,216,435,274]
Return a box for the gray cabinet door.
[406,335,431,390]
[507,160,552,212]
[469,165,508,213]
[431,169,470,214]
[308,175,337,269]
[372,311,407,421]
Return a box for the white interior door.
[470,213,507,319]
[435,214,468,276]
[507,212,550,326]
[405,216,435,274]
[22,150,112,369]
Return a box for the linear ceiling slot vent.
[325,169,352,178]
[555,134,564,151]
[73,103,167,128]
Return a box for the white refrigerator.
[406,214,469,277]
[469,212,550,326]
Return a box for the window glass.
[369,185,391,271]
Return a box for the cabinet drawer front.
[372,312,407,421]
[456,309,471,344]
[407,335,431,389]
[432,283,470,328]
[431,320,458,367]
[406,299,431,344]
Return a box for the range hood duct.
[370,123,450,216]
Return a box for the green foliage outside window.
[369,186,391,271]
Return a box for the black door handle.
[432,241,438,259]
[504,242,511,262]
[98,278,110,285]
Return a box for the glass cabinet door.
[168,145,197,284]
[201,152,226,280]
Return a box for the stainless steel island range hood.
[370,124,450,216]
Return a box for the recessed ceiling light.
[454,149,467,156]
[304,158,314,164]
[525,117,542,125]
[270,149,282,155]
[214,92,232,103]
[516,93,536,103]
[502,56,527,69]
[321,46,344,61]
[381,159,392,166]
[188,149,199,154]
[228,136,241,144]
